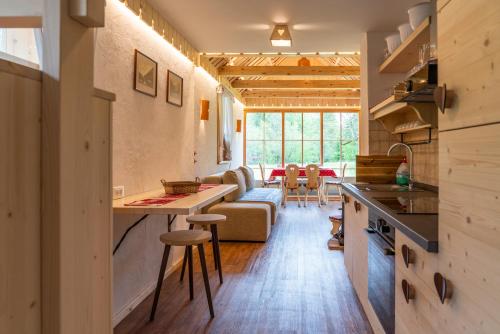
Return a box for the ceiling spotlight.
[270,24,292,47]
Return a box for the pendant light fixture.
[270,24,292,47]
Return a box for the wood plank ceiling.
[202,54,360,110]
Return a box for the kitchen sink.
[351,184,425,192]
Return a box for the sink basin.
[351,184,425,192]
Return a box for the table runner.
[269,167,336,180]
[124,184,218,206]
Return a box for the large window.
[245,111,359,179]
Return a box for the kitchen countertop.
[342,183,438,252]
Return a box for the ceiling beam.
[219,66,360,76]
[242,90,360,98]
[201,52,359,58]
[232,79,360,89]
[245,107,360,113]
[244,98,360,107]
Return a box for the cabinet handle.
[354,200,361,212]
[402,279,415,304]
[342,194,350,203]
[434,272,453,304]
[401,244,415,268]
[434,83,454,113]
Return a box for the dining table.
[268,167,337,203]
[112,183,237,255]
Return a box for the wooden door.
[438,0,500,131]
[437,0,500,332]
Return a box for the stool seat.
[186,213,226,225]
[160,230,212,246]
[329,214,343,222]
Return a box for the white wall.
[360,32,405,155]
[93,0,243,326]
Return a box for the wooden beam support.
[242,90,360,99]
[232,79,360,89]
[201,52,360,58]
[244,107,360,113]
[0,16,42,28]
[244,97,360,107]
[219,66,359,76]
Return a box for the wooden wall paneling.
[438,124,500,333]
[438,0,500,131]
[0,67,41,334]
[89,96,113,334]
[41,0,112,332]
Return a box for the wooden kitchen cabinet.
[437,0,500,131]
[343,195,368,296]
[437,125,500,333]
[343,195,384,333]
[395,231,440,334]
[436,0,500,332]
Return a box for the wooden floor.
[114,203,373,334]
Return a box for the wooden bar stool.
[150,230,214,321]
[180,214,226,285]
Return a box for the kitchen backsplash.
[368,120,438,187]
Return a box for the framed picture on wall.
[167,70,183,107]
[133,49,158,97]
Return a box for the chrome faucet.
[387,142,414,190]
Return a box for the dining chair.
[258,163,281,188]
[284,164,302,207]
[304,164,322,207]
[325,163,347,204]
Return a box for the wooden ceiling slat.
[232,79,360,89]
[241,90,360,98]
[219,66,360,76]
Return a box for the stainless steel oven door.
[367,229,395,334]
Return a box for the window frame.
[243,110,359,173]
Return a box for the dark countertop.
[342,183,438,252]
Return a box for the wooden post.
[41,0,111,333]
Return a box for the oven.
[367,212,395,334]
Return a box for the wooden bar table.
[112,184,237,255]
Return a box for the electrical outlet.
[113,186,125,199]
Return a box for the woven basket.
[161,179,201,194]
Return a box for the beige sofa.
[202,167,282,242]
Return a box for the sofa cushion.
[222,169,246,201]
[202,172,224,185]
[237,187,282,224]
[207,202,271,242]
[238,166,255,190]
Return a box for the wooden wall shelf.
[379,17,431,73]
[392,123,432,135]
[370,97,437,135]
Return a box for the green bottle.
[396,157,410,186]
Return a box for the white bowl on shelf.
[398,23,414,42]
[385,33,402,54]
[408,2,432,30]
